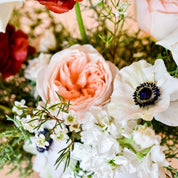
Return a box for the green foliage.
[165,166,178,178]
[0,76,36,121]
[55,131,75,172]
[0,125,33,177]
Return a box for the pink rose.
[37,44,117,113]
[136,0,178,41]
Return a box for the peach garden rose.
[37,44,118,113]
[136,0,178,41]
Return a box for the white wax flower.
[12,99,27,115]
[157,29,178,66]
[108,59,178,126]
[50,125,69,142]
[21,115,39,133]
[0,0,24,33]
[63,110,81,132]
[35,134,49,149]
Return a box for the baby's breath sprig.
[93,0,131,60]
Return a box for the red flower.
[0,25,35,80]
[37,0,83,14]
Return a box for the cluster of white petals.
[71,107,169,178]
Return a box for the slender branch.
[0,104,12,113]
[75,2,87,42]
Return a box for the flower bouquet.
[0,0,177,178]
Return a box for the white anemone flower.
[108,59,178,126]
[0,0,24,33]
[23,137,73,178]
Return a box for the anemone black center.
[133,82,160,108]
[139,87,152,100]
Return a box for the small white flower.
[21,115,39,133]
[12,99,27,115]
[108,59,178,126]
[51,125,69,141]
[35,133,49,149]
[69,123,81,132]
[115,2,131,18]
[63,110,79,126]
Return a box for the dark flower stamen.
[37,128,53,153]
[133,82,160,108]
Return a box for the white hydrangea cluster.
[71,107,169,178]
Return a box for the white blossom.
[21,115,39,133]
[108,59,178,126]
[12,99,27,115]
[35,133,49,149]
[50,125,69,142]
[115,2,131,18]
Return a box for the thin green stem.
[75,2,87,42]
[0,104,12,113]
